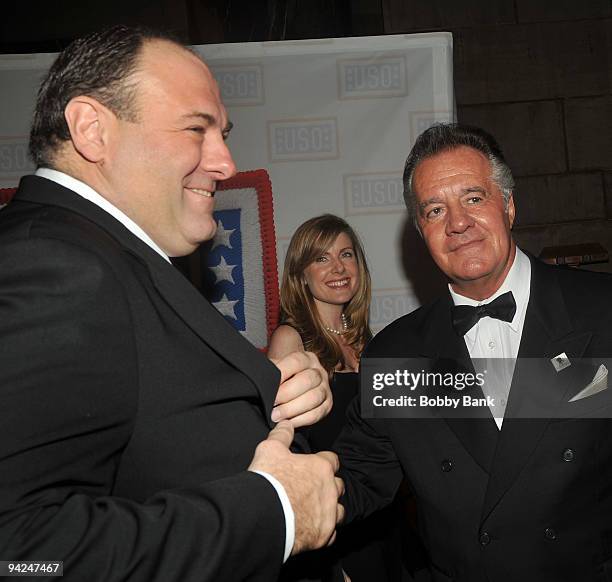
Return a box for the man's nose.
[445,204,473,235]
[201,134,237,181]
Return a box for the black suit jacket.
[0,175,287,581]
[336,254,612,582]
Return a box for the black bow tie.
[452,291,517,336]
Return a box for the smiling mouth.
[326,278,350,288]
[187,187,215,198]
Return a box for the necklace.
[324,313,348,335]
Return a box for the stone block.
[382,0,514,32]
[514,219,612,273]
[458,101,566,177]
[1,1,191,45]
[565,96,612,171]
[516,0,612,23]
[604,172,612,218]
[608,19,612,92]
[513,173,605,226]
[454,20,611,104]
[351,0,385,35]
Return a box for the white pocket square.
[569,364,608,402]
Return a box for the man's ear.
[507,192,516,229]
[64,96,115,163]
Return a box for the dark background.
[2,0,611,271]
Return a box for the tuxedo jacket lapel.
[15,176,280,426]
[482,257,592,519]
[147,261,280,425]
[423,295,499,473]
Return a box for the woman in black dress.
[269,214,401,582]
[269,214,369,373]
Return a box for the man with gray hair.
[336,123,612,581]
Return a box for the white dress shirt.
[35,168,295,561]
[449,247,531,429]
[36,168,172,262]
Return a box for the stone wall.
[382,0,612,272]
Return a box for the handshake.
[249,351,345,555]
[249,420,344,554]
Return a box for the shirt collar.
[35,168,171,263]
[448,246,531,333]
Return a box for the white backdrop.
[0,33,454,334]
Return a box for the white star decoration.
[209,256,236,284]
[213,294,239,320]
[211,220,235,250]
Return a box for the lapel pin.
[551,352,571,372]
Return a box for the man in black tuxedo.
[336,123,612,581]
[0,26,344,581]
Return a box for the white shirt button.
[488,340,496,349]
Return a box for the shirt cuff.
[252,470,295,562]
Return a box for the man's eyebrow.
[418,196,443,209]
[464,186,487,194]
[179,114,233,135]
[180,112,217,125]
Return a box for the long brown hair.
[280,214,372,373]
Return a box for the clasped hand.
[248,421,345,554]
[269,351,332,428]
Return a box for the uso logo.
[344,173,404,215]
[0,138,35,184]
[211,65,264,106]
[268,119,338,162]
[338,57,407,99]
[369,289,418,333]
[410,112,454,142]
